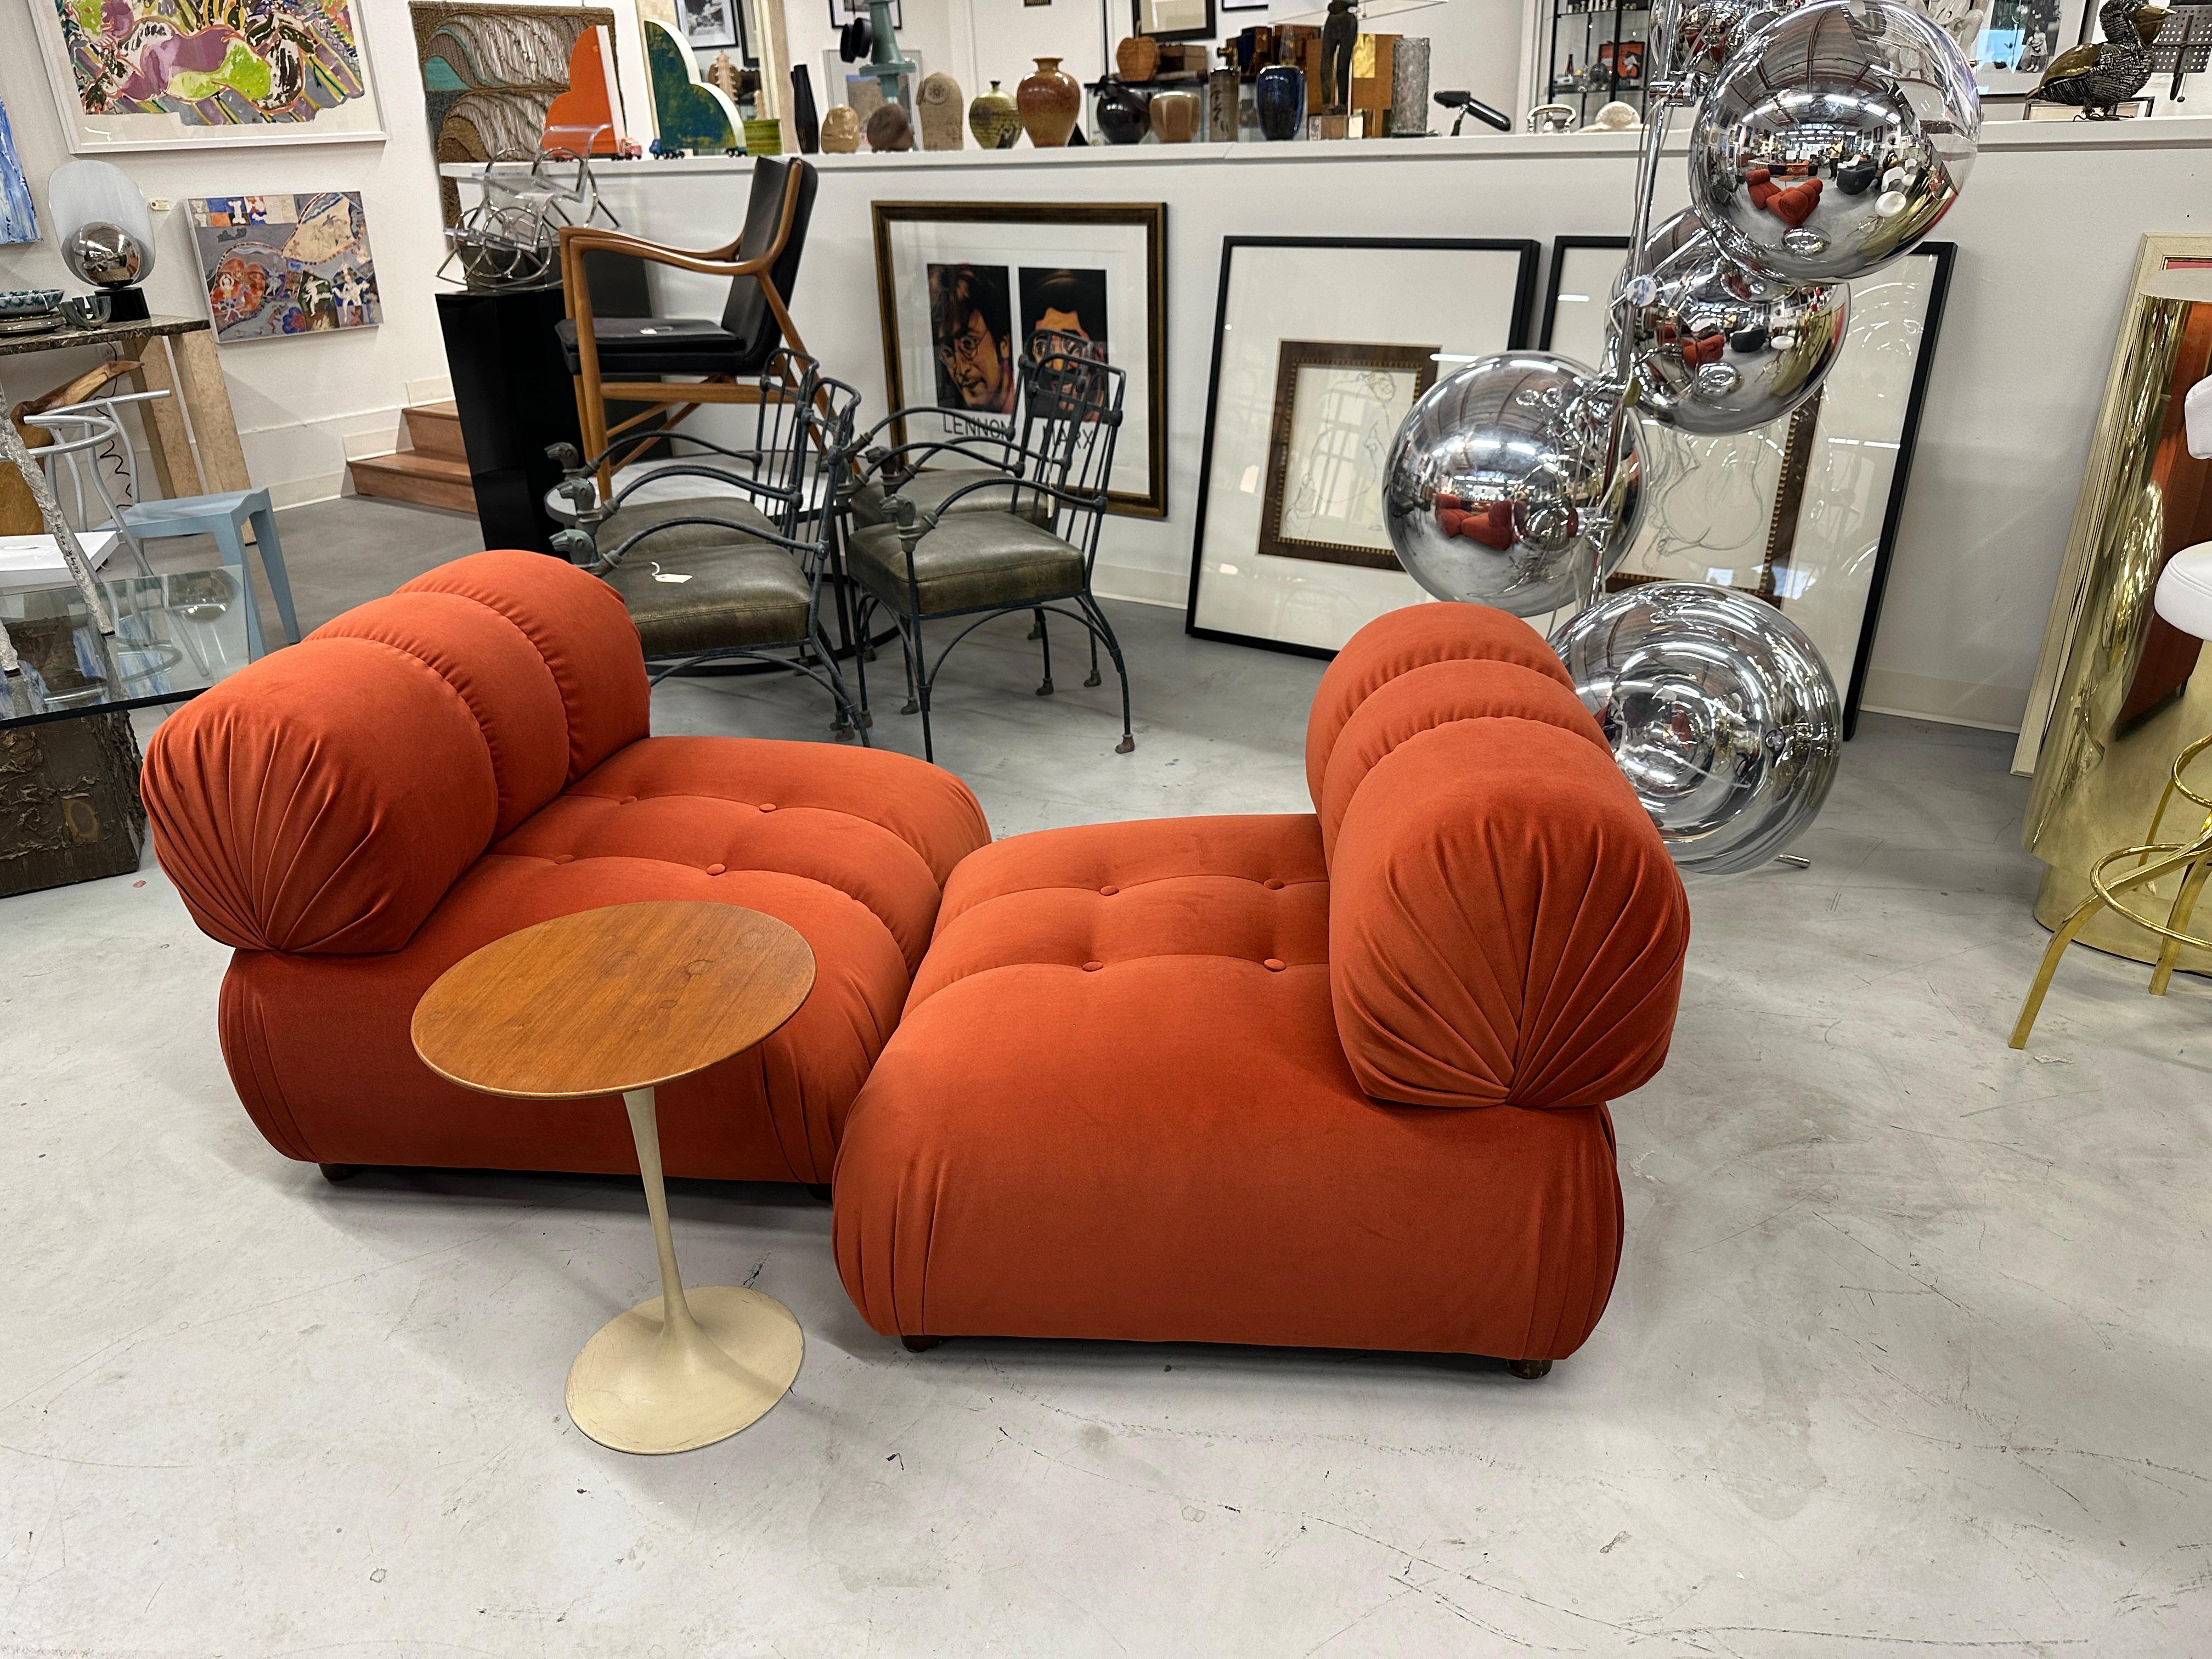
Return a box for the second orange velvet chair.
[832,603,1691,1374]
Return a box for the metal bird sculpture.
[2035,0,2171,117]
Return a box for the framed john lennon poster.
[871,201,1168,518]
[35,0,388,153]
[1186,236,1539,657]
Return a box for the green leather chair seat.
[603,541,813,657]
[850,467,1053,529]
[598,494,783,554]
[847,515,1085,617]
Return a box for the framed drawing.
[1135,0,1217,40]
[188,193,383,342]
[871,201,1168,518]
[831,0,903,24]
[1538,235,1956,735]
[36,0,386,154]
[1257,342,1438,569]
[1186,236,1540,657]
[681,0,743,50]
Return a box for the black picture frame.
[871,200,1170,519]
[682,0,742,52]
[1538,234,1628,354]
[1539,234,1956,737]
[1184,235,1542,660]
[1133,0,1218,43]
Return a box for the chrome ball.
[65,222,144,289]
[1689,0,1978,286]
[1383,352,1643,618]
[1549,581,1841,874]
[1618,210,1849,436]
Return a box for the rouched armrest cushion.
[1314,604,1690,1110]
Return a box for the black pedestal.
[436,258,654,555]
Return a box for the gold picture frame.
[1255,340,1436,571]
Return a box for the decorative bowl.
[0,289,64,317]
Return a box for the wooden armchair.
[555,157,817,492]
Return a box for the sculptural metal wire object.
[1383,0,1981,874]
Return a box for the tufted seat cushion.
[849,467,1054,530]
[846,515,1085,616]
[603,543,815,656]
[832,812,1629,1358]
[145,550,991,1184]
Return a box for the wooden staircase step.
[349,449,476,514]
[403,400,467,462]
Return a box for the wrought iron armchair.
[837,342,1133,761]
[552,355,868,743]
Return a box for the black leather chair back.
[720,159,817,370]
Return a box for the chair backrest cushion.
[719,158,815,359]
[144,550,647,955]
[1311,603,1690,1112]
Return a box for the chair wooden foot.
[317,1163,360,1184]
[901,1334,940,1353]
[1507,1358,1552,1380]
[805,1183,832,1201]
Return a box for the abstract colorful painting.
[188,193,382,343]
[37,0,386,152]
[410,2,614,223]
[0,100,38,245]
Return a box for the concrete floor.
[3,499,2209,1656]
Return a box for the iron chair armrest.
[580,511,831,579]
[887,475,1109,531]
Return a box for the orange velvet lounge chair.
[832,603,1692,1376]
[140,550,988,1188]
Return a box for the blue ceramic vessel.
[1255,65,1305,141]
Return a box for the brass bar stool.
[2013,545,2212,1046]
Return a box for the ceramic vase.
[969,80,1020,148]
[1017,56,1081,148]
[865,103,913,151]
[1096,77,1151,145]
[820,104,861,153]
[917,71,966,149]
[1255,65,1305,141]
[1208,67,1240,142]
[1149,90,1199,143]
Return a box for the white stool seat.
[2156,542,2212,642]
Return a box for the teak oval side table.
[411,900,816,1455]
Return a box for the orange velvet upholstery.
[834,602,1689,1363]
[144,551,989,1183]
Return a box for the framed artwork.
[412,4,616,223]
[1257,342,1438,569]
[188,193,382,343]
[831,0,903,24]
[1135,0,1217,41]
[0,100,37,245]
[871,201,1168,518]
[681,0,742,50]
[35,0,386,154]
[1186,237,1541,658]
[1539,235,1956,735]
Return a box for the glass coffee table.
[1,567,257,896]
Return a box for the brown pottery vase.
[1017,56,1081,148]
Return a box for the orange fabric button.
[1263,958,1285,972]
[1263,878,1284,890]
[758,802,777,813]
[1082,960,1104,972]
[1100,884,1119,896]
[552,853,575,865]
[620,795,637,804]
[706,863,726,875]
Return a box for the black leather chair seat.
[556,316,756,377]
[850,467,1054,530]
[847,516,1085,617]
[599,493,783,553]
[602,539,813,656]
